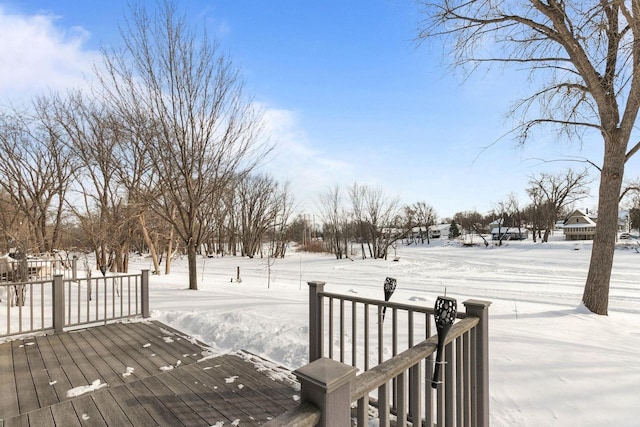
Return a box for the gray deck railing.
[267,281,491,427]
[0,270,149,338]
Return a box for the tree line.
[0,2,290,291]
[305,167,599,259]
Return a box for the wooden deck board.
[106,382,159,426]
[57,333,104,388]
[26,407,53,426]
[66,328,126,387]
[11,341,40,414]
[137,321,207,360]
[0,337,19,418]
[89,388,135,427]
[36,335,72,401]
[44,333,89,389]
[70,394,107,426]
[114,321,201,367]
[22,340,58,409]
[217,353,300,407]
[50,400,82,427]
[86,324,158,379]
[0,321,299,426]
[125,379,186,426]
[170,364,263,425]
[142,375,211,426]
[2,413,29,427]
[157,369,231,425]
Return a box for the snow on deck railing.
[0,270,149,338]
[266,282,491,427]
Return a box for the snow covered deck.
[0,321,299,426]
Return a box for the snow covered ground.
[133,236,639,427]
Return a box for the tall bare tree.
[418,1,640,314]
[98,1,267,289]
[49,92,136,272]
[410,201,437,244]
[237,174,282,258]
[0,103,74,253]
[318,186,349,259]
[349,183,401,259]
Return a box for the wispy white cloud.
[0,6,99,102]
[260,107,356,211]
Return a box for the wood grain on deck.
[0,321,299,426]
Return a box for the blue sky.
[0,0,620,218]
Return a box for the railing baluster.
[352,301,357,367]
[409,362,422,426]
[328,297,334,359]
[364,303,369,371]
[357,395,369,427]
[378,305,384,364]
[29,283,34,331]
[7,288,11,335]
[437,367,445,427]
[392,307,398,410]
[18,287,23,332]
[379,381,390,427]
[445,341,455,426]
[76,280,80,324]
[40,283,44,330]
[463,330,471,427]
[340,298,345,363]
[425,312,434,427]
[397,370,407,427]
[456,335,464,424]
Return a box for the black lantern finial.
[432,295,457,388]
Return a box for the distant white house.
[560,209,597,240]
[560,209,628,240]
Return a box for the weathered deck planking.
[0,340,19,418]
[0,320,299,426]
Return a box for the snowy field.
[132,236,639,426]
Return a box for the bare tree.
[411,201,438,244]
[0,103,74,254]
[349,183,402,259]
[318,186,348,259]
[237,174,282,258]
[418,1,640,314]
[97,1,267,290]
[49,92,135,272]
[526,169,592,242]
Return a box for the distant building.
[561,210,597,240]
[560,209,629,240]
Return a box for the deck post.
[294,357,357,427]
[141,270,150,318]
[308,281,325,362]
[463,299,491,427]
[52,274,64,334]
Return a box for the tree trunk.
[582,141,625,315]
[187,242,198,290]
[138,214,160,274]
